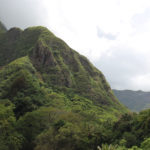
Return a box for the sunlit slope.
[0,26,128,118]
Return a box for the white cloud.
[1,0,150,90]
[131,74,150,91]
[95,46,150,90]
[97,27,117,40]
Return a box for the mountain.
[0,22,128,150]
[0,26,126,110]
[113,89,150,112]
[0,21,7,33]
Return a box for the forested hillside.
[0,21,150,150]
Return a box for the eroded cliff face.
[31,41,56,67]
[0,25,125,108]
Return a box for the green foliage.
[129,146,142,150]
[122,132,137,148]
[0,100,23,150]
[141,138,150,150]
[34,115,98,150]
[97,144,126,150]
[0,56,50,118]
[34,122,91,150]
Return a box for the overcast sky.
[1,0,150,91]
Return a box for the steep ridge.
[0,26,126,110]
[0,22,130,150]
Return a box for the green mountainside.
[0,26,125,110]
[0,22,134,150]
[113,89,150,112]
[1,21,150,150]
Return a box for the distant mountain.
[113,89,150,112]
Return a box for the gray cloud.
[0,0,48,29]
[97,27,117,40]
[94,46,150,91]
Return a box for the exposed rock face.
[31,41,56,67]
